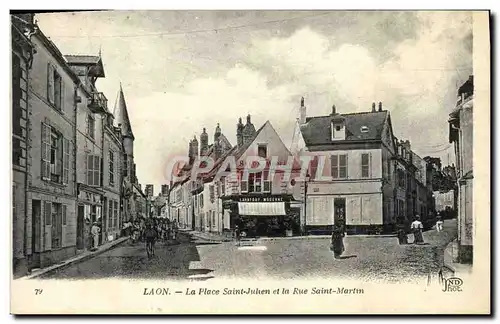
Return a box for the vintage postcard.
[10,9,490,314]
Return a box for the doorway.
[31,200,41,268]
[76,205,85,250]
[334,198,346,229]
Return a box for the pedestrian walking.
[172,220,178,240]
[396,218,408,245]
[90,222,100,251]
[435,214,444,232]
[330,223,345,259]
[411,215,425,245]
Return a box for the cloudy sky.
[36,10,472,191]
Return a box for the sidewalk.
[182,228,396,243]
[443,239,473,276]
[180,229,233,242]
[21,236,129,280]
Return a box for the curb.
[188,233,397,243]
[24,237,129,280]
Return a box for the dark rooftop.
[301,111,388,146]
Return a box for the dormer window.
[331,121,346,141]
[361,126,369,133]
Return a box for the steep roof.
[301,111,388,146]
[113,84,135,139]
[65,54,105,77]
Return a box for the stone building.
[299,101,434,234]
[449,75,474,264]
[27,26,81,269]
[65,54,108,250]
[113,85,145,221]
[101,101,123,241]
[11,13,36,277]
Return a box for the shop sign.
[239,196,283,203]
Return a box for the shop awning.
[238,202,286,216]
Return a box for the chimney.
[236,118,244,147]
[214,123,222,160]
[192,135,199,159]
[299,97,306,125]
[200,128,208,156]
[330,104,337,115]
[371,102,376,112]
[188,139,194,163]
[378,102,383,112]
[242,114,256,145]
[214,123,221,143]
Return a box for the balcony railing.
[88,91,108,113]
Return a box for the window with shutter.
[331,155,339,179]
[62,204,67,225]
[93,155,100,186]
[87,155,94,185]
[47,64,54,104]
[62,138,70,184]
[44,201,52,226]
[41,122,51,180]
[339,155,347,178]
[361,153,370,178]
[109,150,114,186]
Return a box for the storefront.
[77,184,103,250]
[223,195,300,237]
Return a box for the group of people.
[122,217,179,244]
[330,213,446,258]
[397,214,444,245]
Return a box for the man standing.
[90,222,101,251]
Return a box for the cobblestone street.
[41,220,456,283]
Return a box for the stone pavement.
[21,236,129,280]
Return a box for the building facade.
[11,13,36,277]
[102,108,123,241]
[299,101,434,234]
[449,76,474,264]
[65,54,108,250]
[113,86,146,221]
[27,27,80,268]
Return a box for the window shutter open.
[331,155,338,179]
[87,155,93,185]
[94,155,101,186]
[62,137,70,184]
[60,81,65,113]
[44,201,52,226]
[41,122,51,180]
[62,204,67,225]
[47,64,54,104]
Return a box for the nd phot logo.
[442,277,463,292]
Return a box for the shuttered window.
[331,154,348,179]
[87,154,101,186]
[41,122,51,180]
[361,153,372,178]
[62,138,70,184]
[62,204,67,225]
[44,201,52,226]
[109,150,115,186]
[47,63,63,111]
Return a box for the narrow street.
[41,219,456,283]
